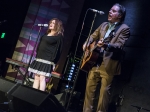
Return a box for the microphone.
[90,8,105,15]
[35,24,48,27]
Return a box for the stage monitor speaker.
[0,77,17,93]
[11,85,67,112]
[0,77,18,111]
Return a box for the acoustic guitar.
[80,40,103,72]
[80,30,116,72]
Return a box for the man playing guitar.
[82,3,130,112]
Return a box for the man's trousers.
[83,62,114,112]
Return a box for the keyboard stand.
[14,65,31,86]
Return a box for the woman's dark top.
[36,34,63,63]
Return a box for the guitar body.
[81,42,100,72]
[81,51,99,72]
[80,32,114,72]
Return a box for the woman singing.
[28,18,64,91]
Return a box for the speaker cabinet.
[0,77,17,111]
[0,77,67,112]
[11,85,67,112]
[0,77,16,93]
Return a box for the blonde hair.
[47,18,64,36]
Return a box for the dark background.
[0,0,150,111]
[0,0,31,76]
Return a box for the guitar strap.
[114,23,122,34]
[103,23,123,44]
[97,23,122,57]
[99,23,109,41]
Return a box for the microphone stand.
[66,9,98,111]
[13,25,34,85]
[131,105,150,112]
[22,24,35,64]
[22,26,43,85]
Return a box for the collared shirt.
[104,22,118,39]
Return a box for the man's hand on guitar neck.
[83,44,86,51]
[83,44,89,51]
